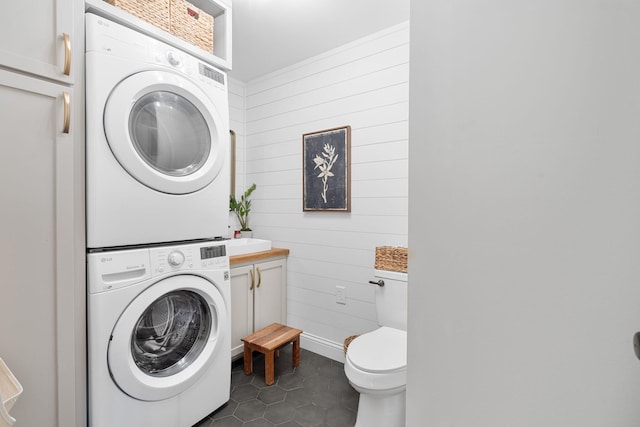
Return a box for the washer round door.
[104,70,227,195]
[108,275,227,401]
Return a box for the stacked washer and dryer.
[85,12,232,427]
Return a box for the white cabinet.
[0,69,84,427]
[0,0,74,84]
[230,257,287,358]
[0,2,85,426]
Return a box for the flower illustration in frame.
[303,126,351,212]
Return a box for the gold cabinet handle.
[249,269,255,291]
[63,33,71,76]
[62,92,70,134]
[257,267,262,288]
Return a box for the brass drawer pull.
[63,33,71,76]
[62,92,70,134]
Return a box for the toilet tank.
[374,269,408,330]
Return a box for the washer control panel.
[167,250,185,267]
[87,240,229,294]
[151,241,228,275]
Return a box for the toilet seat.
[345,327,407,393]
[347,327,407,374]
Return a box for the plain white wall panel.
[350,178,408,198]
[282,243,373,269]
[246,23,409,98]
[287,305,378,340]
[243,102,408,147]
[249,212,408,235]
[408,0,640,425]
[289,314,377,349]
[352,159,408,180]
[246,62,410,121]
[242,186,408,216]
[246,85,408,135]
[263,228,407,251]
[288,271,376,302]
[287,258,386,294]
[289,287,376,319]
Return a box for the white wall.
[233,22,409,360]
[408,1,640,425]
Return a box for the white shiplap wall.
[233,22,409,361]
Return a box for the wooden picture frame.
[302,126,351,212]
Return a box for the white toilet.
[344,269,408,427]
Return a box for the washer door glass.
[108,275,227,401]
[129,92,211,177]
[132,290,210,377]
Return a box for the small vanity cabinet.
[230,249,289,359]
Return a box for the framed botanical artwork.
[302,126,351,212]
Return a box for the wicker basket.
[343,335,360,354]
[375,246,408,273]
[105,0,170,32]
[170,0,214,53]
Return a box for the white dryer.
[86,13,230,249]
[87,239,231,427]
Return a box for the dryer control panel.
[85,13,227,89]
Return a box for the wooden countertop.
[229,247,290,265]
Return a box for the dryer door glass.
[132,290,212,377]
[104,70,227,194]
[129,91,211,177]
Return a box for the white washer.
[86,13,230,249]
[87,240,231,427]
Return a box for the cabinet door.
[0,0,74,84]
[0,70,77,426]
[254,258,287,332]
[230,265,254,358]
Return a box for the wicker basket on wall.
[104,0,214,53]
[375,246,408,273]
[105,0,170,31]
[170,0,214,52]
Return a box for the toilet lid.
[347,327,407,374]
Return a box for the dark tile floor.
[194,346,359,427]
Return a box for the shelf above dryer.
[85,0,232,71]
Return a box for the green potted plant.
[230,183,256,237]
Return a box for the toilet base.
[354,388,406,427]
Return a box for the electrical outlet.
[336,286,346,305]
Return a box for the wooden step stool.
[241,323,303,385]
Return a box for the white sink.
[226,238,272,256]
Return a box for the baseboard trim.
[300,332,345,363]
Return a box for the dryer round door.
[108,274,228,401]
[104,70,227,194]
